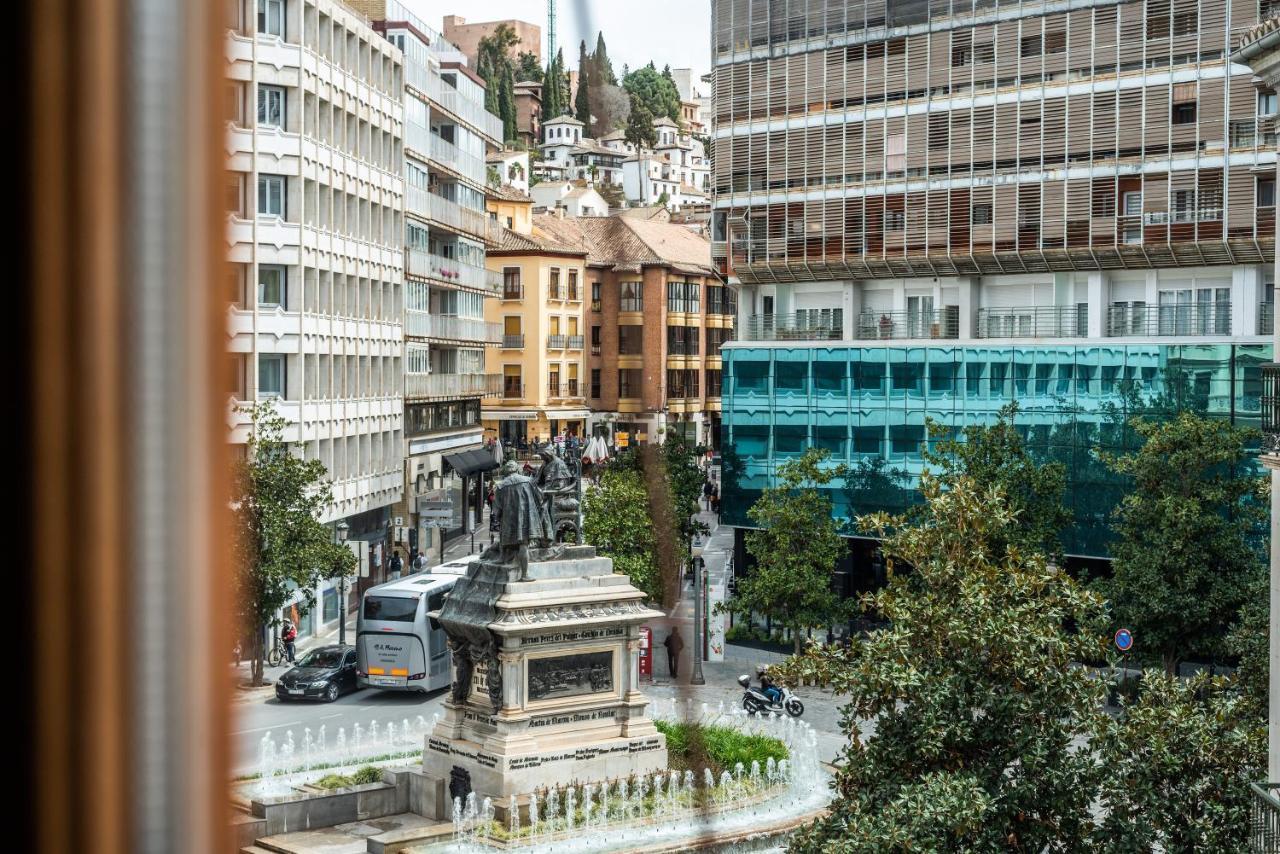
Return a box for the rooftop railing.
[743,312,842,341]
[857,309,959,340]
[976,306,1087,338]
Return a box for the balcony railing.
[976,306,1087,339]
[502,334,525,348]
[548,380,582,398]
[591,345,601,356]
[404,58,504,143]
[404,311,501,344]
[566,335,584,349]
[1106,303,1232,337]
[1250,782,1280,853]
[405,249,501,295]
[858,309,959,340]
[405,372,502,400]
[1262,365,1280,454]
[743,312,842,341]
[405,185,489,241]
[547,334,566,349]
[503,381,524,399]
[502,283,523,300]
[591,300,602,312]
[1262,303,1275,336]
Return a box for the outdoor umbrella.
[492,437,504,466]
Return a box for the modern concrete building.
[484,213,592,446]
[361,0,506,564]
[441,14,542,69]
[225,0,406,633]
[710,0,1276,585]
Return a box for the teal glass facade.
[720,342,1271,558]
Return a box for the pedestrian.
[710,488,720,520]
[280,619,298,664]
[702,479,714,511]
[388,549,403,580]
[412,550,427,573]
[663,627,685,679]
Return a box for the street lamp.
[336,520,350,645]
[689,534,705,686]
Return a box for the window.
[258,265,286,307]
[1122,191,1143,244]
[618,325,643,355]
[549,268,562,299]
[258,174,285,217]
[1260,91,1278,117]
[567,269,579,300]
[619,369,641,398]
[883,209,905,231]
[974,42,995,63]
[257,85,285,128]
[1020,35,1042,58]
[503,365,522,398]
[1172,83,1197,124]
[257,0,284,37]
[886,133,905,174]
[1260,178,1277,208]
[591,325,601,354]
[620,281,643,312]
[1172,7,1198,35]
[502,267,521,298]
[972,204,993,225]
[1044,31,1066,54]
[591,281,602,310]
[258,354,285,397]
[590,369,601,398]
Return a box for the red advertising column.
[638,625,652,681]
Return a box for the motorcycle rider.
[757,665,783,706]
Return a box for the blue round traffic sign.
[1114,628,1134,652]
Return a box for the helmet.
[756,665,767,676]
[736,674,750,689]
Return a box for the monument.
[424,460,668,805]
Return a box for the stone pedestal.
[423,546,668,800]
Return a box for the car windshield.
[363,594,419,622]
[296,649,344,669]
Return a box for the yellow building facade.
[483,197,590,447]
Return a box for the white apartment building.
[361,0,505,565]
[225,0,405,634]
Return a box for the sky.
[410,0,713,94]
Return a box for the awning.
[442,449,500,477]
[544,409,591,420]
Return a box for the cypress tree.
[500,65,517,143]
[543,53,561,119]
[594,32,616,86]
[575,39,592,127]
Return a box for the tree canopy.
[622,62,682,127]
[582,466,659,601]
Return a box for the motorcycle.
[737,674,804,717]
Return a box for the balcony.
[502,334,525,348]
[858,309,959,340]
[547,334,567,349]
[1262,303,1275,336]
[405,372,502,400]
[1250,782,1280,852]
[547,380,582,399]
[1262,365,1280,455]
[977,306,1087,339]
[405,249,501,295]
[404,311,501,344]
[405,185,489,242]
[591,300,602,312]
[503,380,524,400]
[744,312,842,341]
[1106,303,1231,337]
[591,345,601,356]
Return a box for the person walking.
[663,627,685,680]
[412,550,428,574]
[388,550,403,580]
[280,619,298,664]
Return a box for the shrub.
[351,766,383,785]
[654,719,787,781]
[314,773,354,790]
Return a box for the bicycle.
[266,636,285,667]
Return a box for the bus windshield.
[362,594,420,622]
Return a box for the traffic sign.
[1114,628,1134,653]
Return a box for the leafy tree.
[623,62,682,126]
[625,102,657,150]
[727,448,851,653]
[515,51,542,83]
[778,475,1107,852]
[1091,673,1264,852]
[1227,583,1268,719]
[233,402,356,686]
[922,401,1072,560]
[662,435,710,553]
[582,466,659,601]
[574,40,592,126]
[656,190,670,207]
[1100,412,1265,673]
[476,25,520,134]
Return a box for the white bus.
[355,556,476,693]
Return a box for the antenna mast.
[547,0,557,60]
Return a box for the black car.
[274,645,359,702]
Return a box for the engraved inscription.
[519,627,625,646]
[527,651,613,701]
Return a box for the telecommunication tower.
[547,0,557,60]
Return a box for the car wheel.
[324,682,339,702]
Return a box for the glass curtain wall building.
[721,341,1270,558]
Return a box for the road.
[232,656,849,776]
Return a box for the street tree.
[778,475,1107,852]
[1228,583,1268,719]
[1092,673,1263,852]
[727,448,850,653]
[922,401,1072,560]
[582,466,660,601]
[1100,411,1265,672]
[233,402,356,686]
